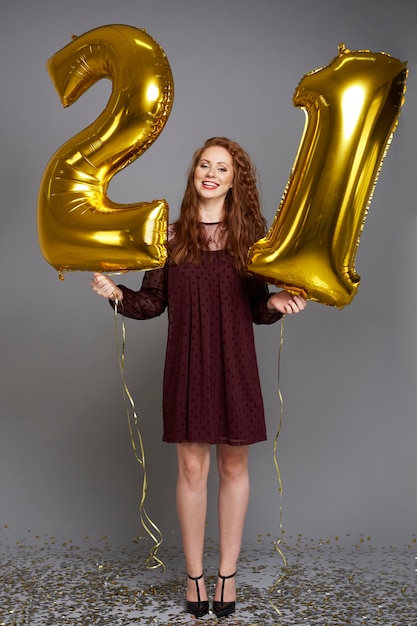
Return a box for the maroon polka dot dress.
[116,250,281,446]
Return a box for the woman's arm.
[245,276,282,325]
[91,268,167,320]
[245,275,307,324]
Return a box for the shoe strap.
[187,572,204,604]
[218,571,237,602]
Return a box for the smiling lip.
[202,181,219,189]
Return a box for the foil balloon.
[37,24,174,276]
[247,44,407,308]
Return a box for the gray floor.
[1,531,415,625]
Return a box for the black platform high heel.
[212,571,237,618]
[186,572,209,618]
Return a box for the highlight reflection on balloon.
[37,24,174,275]
[247,44,408,308]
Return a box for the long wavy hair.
[168,137,267,273]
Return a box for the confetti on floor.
[0,530,415,625]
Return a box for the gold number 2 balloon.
[247,45,408,308]
[37,24,174,276]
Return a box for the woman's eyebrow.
[200,159,230,166]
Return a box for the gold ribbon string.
[268,316,287,615]
[113,298,165,571]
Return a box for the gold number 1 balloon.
[247,45,407,308]
[37,24,174,276]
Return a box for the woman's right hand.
[91,272,123,301]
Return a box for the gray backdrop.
[1,0,416,548]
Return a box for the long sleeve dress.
[114,249,282,446]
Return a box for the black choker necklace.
[199,221,222,225]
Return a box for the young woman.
[91,137,306,617]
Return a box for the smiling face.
[193,145,234,206]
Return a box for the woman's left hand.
[267,291,307,315]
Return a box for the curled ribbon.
[113,297,165,571]
[268,317,287,615]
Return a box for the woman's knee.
[177,443,210,488]
[217,445,249,480]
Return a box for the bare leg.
[176,442,210,602]
[215,444,250,602]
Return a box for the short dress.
[115,249,282,446]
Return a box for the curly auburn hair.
[168,137,267,273]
